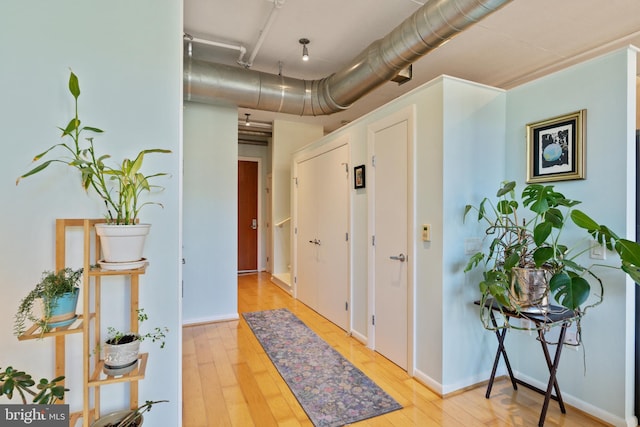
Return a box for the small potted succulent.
[16,71,171,268]
[464,181,640,322]
[14,267,83,337]
[0,366,67,404]
[101,309,168,376]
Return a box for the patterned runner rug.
[242,308,402,427]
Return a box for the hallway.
[182,273,608,426]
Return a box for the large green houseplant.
[16,71,171,265]
[16,71,171,225]
[14,267,83,337]
[464,181,640,318]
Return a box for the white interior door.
[316,145,349,330]
[295,158,318,309]
[373,120,408,370]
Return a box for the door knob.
[251,219,257,230]
[389,253,406,262]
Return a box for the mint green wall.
[440,78,507,392]
[183,102,238,323]
[505,48,637,425]
[0,2,182,425]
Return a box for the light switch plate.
[422,224,430,242]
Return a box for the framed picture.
[354,165,366,189]
[526,109,586,183]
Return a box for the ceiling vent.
[184,0,513,116]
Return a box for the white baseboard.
[350,329,367,345]
[270,274,293,294]
[182,313,239,326]
[514,371,629,427]
[412,368,444,396]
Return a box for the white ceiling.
[184,0,640,134]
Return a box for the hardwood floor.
[182,272,609,426]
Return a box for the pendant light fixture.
[299,38,310,61]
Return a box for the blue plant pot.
[44,288,80,328]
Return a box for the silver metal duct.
[184,0,512,116]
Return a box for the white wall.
[183,102,239,323]
[504,47,637,426]
[0,1,182,425]
[292,76,506,389]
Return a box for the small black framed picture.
[354,165,365,189]
[526,109,586,183]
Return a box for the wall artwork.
[354,165,366,189]
[526,109,586,183]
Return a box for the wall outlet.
[564,330,580,350]
[590,240,606,260]
[464,238,482,255]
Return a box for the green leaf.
[533,221,552,246]
[550,272,590,310]
[503,251,520,270]
[622,261,640,284]
[497,199,514,215]
[82,126,104,133]
[68,71,80,99]
[532,246,553,267]
[463,205,473,222]
[549,271,570,292]
[543,207,564,228]
[16,160,55,183]
[615,239,640,267]
[570,209,600,231]
[61,118,80,137]
[496,181,515,197]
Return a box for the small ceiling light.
[245,113,251,126]
[299,38,310,61]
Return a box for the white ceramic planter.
[103,334,141,376]
[95,223,151,265]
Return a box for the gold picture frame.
[526,110,586,183]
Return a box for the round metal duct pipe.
[184,0,512,116]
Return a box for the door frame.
[238,156,263,271]
[366,105,416,374]
[292,136,351,331]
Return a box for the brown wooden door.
[238,160,258,271]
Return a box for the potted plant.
[90,399,168,427]
[464,181,640,322]
[0,366,67,404]
[14,267,83,337]
[101,309,168,376]
[16,70,171,267]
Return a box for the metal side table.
[476,299,580,427]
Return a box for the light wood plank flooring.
[182,272,610,426]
